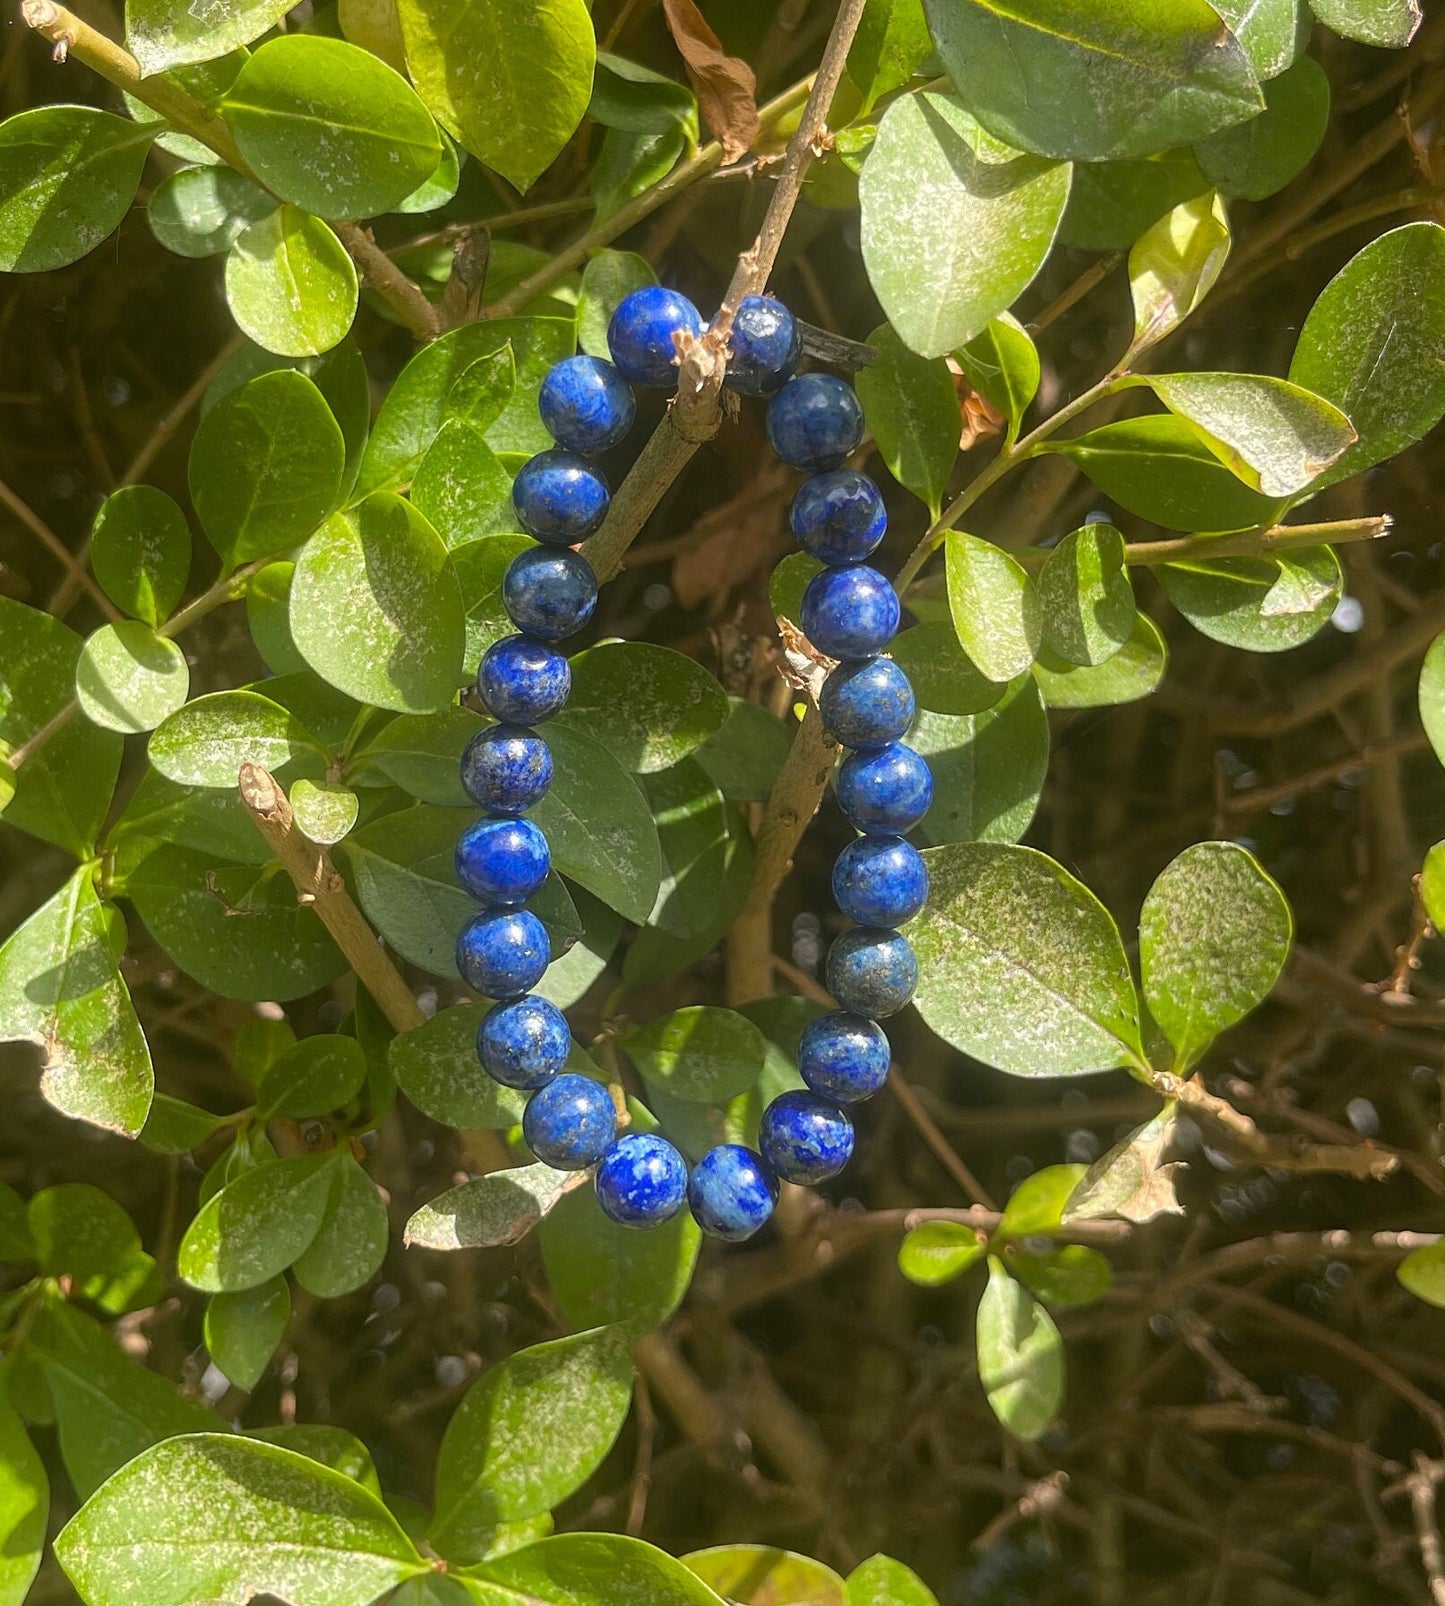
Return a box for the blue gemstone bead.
[594,1133,689,1228]
[819,658,914,750]
[538,355,636,454]
[607,286,705,388]
[460,725,554,816]
[802,566,900,661]
[687,1144,777,1242]
[759,1089,854,1185]
[798,1010,891,1103]
[766,374,865,470]
[832,835,929,927]
[478,635,571,724]
[511,449,609,544]
[725,294,801,396]
[477,994,570,1090]
[523,1073,617,1170]
[790,470,886,564]
[826,927,918,1018]
[456,908,550,998]
[456,816,550,904]
[503,547,598,642]
[835,742,933,834]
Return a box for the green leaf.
[90,486,191,626]
[121,55,245,163]
[28,1183,157,1314]
[355,706,482,803]
[1037,524,1135,667]
[204,1277,291,1391]
[125,0,291,73]
[1060,148,1210,252]
[898,1221,987,1287]
[577,250,657,359]
[1309,0,1420,47]
[391,1005,528,1129]
[770,551,825,627]
[1290,222,1445,489]
[107,769,272,871]
[226,206,359,359]
[1157,545,1342,652]
[1033,611,1168,708]
[1424,842,1445,930]
[1213,0,1308,78]
[855,322,959,517]
[430,1327,633,1564]
[0,106,153,273]
[396,126,462,213]
[249,1424,380,1493]
[148,688,320,787]
[1398,1240,1445,1308]
[976,1257,1063,1441]
[923,0,1263,161]
[189,367,345,568]
[590,126,684,222]
[256,1033,367,1118]
[148,164,274,258]
[625,1006,768,1103]
[860,92,1070,358]
[1421,632,1445,768]
[291,778,360,846]
[140,1094,231,1155]
[0,1384,46,1606]
[955,313,1039,445]
[848,0,932,113]
[454,535,537,674]
[1008,1243,1112,1308]
[1195,55,1329,202]
[1127,191,1231,352]
[847,1555,940,1606]
[590,53,698,137]
[997,1165,1089,1236]
[909,683,1049,846]
[691,697,793,803]
[684,1548,847,1606]
[412,426,518,550]
[178,1152,335,1292]
[945,531,1040,683]
[397,0,595,192]
[561,641,730,774]
[0,1185,34,1263]
[468,1535,727,1606]
[55,1434,426,1606]
[406,1162,574,1251]
[912,843,1144,1076]
[1140,841,1293,1070]
[292,1155,388,1298]
[74,622,189,735]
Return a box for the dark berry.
[503,547,598,642]
[819,657,914,749]
[831,835,929,926]
[478,635,570,724]
[455,816,550,905]
[607,286,704,388]
[477,994,570,1090]
[460,725,553,816]
[511,449,609,544]
[759,1089,854,1185]
[594,1133,689,1228]
[687,1144,777,1242]
[523,1073,616,1170]
[790,470,886,564]
[538,355,636,454]
[725,294,801,396]
[798,1010,891,1103]
[766,374,864,470]
[835,742,933,834]
[456,908,550,998]
[802,566,900,660]
[826,927,918,1018]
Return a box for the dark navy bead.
[819,658,914,750]
[607,286,704,388]
[759,1089,854,1185]
[791,470,886,564]
[523,1073,617,1170]
[766,374,865,470]
[594,1133,688,1228]
[832,836,929,927]
[538,355,636,454]
[503,547,598,642]
[456,908,550,998]
[826,927,918,1018]
[455,816,550,905]
[687,1144,777,1242]
[511,449,609,544]
[725,294,801,396]
[460,725,553,816]
[802,566,900,660]
[798,1010,891,1103]
[835,742,933,834]
[477,994,570,1090]
[478,635,570,724]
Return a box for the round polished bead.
[538,354,636,454]
[725,294,801,396]
[523,1073,617,1170]
[511,449,609,544]
[607,286,704,388]
[802,566,900,661]
[835,742,933,834]
[790,470,886,564]
[478,635,570,724]
[798,1010,891,1103]
[502,547,598,642]
[832,835,929,927]
[826,927,918,1018]
[687,1144,777,1242]
[460,725,554,816]
[766,374,865,470]
[455,816,550,905]
[477,995,571,1090]
[759,1089,854,1185]
[819,658,914,750]
[594,1133,689,1228]
[456,908,550,998]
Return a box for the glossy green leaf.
[74,623,188,735]
[998,1165,1089,1236]
[226,206,359,359]
[847,1554,940,1606]
[125,0,292,74]
[1195,55,1329,202]
[955,313,1039,445]
[178,1152,334,1292]
[468,1535,725,1606]
[249,1424,380,1493]
[204,1277,291,1391]
[562,641,730,774]
[140,1094,231,1155]
[577,250,657,359]
[590,53,698,137]
[256,1033,367,1118]
[1420,636,1445,772]
[391,1005,528,1128]
[0,1384,46,1606]
[121,54,246,163]
[412,425,517,551]
[290,778,360,846]
[1059,147,1210,251]
[1157,545,1342,652]
[1398,1240,1445,1308]
[625,1006,768,1103]
[1007,1243,1113,1308]
[1032,611,1168,708]
[397,128,462,213]
[148,689,319,787]
[770,551,825,627]
[945,531,1040,682]
[1309,0,1420,47]
[1037,524,1135,667]
[406,1163,575,1251]
[848,0,932,113]
[1213,0,1308,78]
[855,322,959,516]
[453,535,537,674]
[27,1184,155,1317]
[691,697,793,802]
[293,1155,388,1297]
[355,706,482,803]
[1128,191,1231,351]
[897,1221,987,1287]
[90,486,191,626]
[684,1547,847,1606]
[976,1257,1063,1441]
[590,125,685,221]
[910,683,1049,846]
[148,165,274,258]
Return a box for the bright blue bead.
[607,286,705,388]
[456,908,550,998]
[725,295,801,396]
[478,635,570,724]
[798,1010,891,1103]
[835,742,933,834]
[503,547,598,642]
[539,355,636,453]
[826,927,917,1018]
[790,470,886,564]
[594,1133,689,1228]
[819,657,914,749]
[766,374,864,470]
[687,1145,777,1242]
[759,1089,854,1185]
[802,566,900,660]
[477,994,570,1090]
[832,835,929,927]
[511,449,609,544]
[456,816,550,905]
[523,1073,617,1170]
[460,725,553,816]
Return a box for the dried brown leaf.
[662,0,761,163]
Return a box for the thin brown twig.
[0,473,120,622]
[885,1070,999,1211]
[1383,875,1435,1001]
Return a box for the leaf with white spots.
[406,1162,576,1250]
